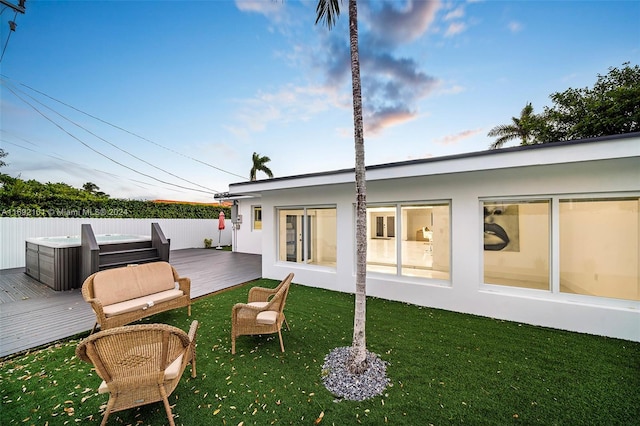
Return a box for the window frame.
[364,200,452,284]
[479,192,640,309]
[276,205,337,270]
[480,197,552,292]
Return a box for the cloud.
[435,128,483,145]
[235,0,443,137]
[319,36,352,87]
[444,21,467,37]
[313,4,440,135]
[362,0,442,46]
[234,0,289,29]
[438,84,465,95]
[225,83,348,139]
[359,49,439,133]
[508,21,523,33]
[365,107,415,135]
[235,0,282,17]
[438,1,472,37]
[443,6,465,21]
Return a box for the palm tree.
[488,102,538,149]
[249,152,273,181]
[316,0,368,374]
[82,182,100,193]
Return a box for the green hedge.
[0,174,228,219]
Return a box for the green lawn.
[1,280,639,425]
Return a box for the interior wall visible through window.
[277,207,336,267]
[366,203,451,280]
[559,197,639,301]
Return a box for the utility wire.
[2,83,218,196]
[2,78,219,193]
[4,75,247,180]
[1,137,195,195]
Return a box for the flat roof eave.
[228,132,640,194]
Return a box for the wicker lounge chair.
[231,273,293,354]
[76,321,199,426]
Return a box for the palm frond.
[315,0,341,30]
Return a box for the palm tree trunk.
[348,0,367,374]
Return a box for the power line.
[2,83,219,196]
[4,75,247,180]
[1,137,197,195]
[2,77,219,194]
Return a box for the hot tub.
[26,234,150,291]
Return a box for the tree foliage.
[0,173,226,218]
[541,62,640,141]
[249,152,274,181]
[487,103,542,149]
[489,63,640,148]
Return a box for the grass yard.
[1,280,639,425]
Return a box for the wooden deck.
[0,249,261,359]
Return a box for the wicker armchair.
[231,273,293,354]
[76,321,199,426]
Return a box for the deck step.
[99,247,160,269]
[99,247,158,256]
[98,241,153,253]
[99,257,162,270]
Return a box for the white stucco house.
[218,133,640,342]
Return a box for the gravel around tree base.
[321,346,389,401]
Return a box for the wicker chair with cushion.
[75,321,199,426]
[231,273,293,354]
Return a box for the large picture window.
[277,207,336,267]
[483,200,550,290]
[366,203,450,280]
[560,197,639,301]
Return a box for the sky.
[0,0,638,203]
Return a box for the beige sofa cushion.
[92,262,176,306]
[102,289,184,317]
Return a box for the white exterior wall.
[0,218,231,269]
[240,152,639,342]
[231,200,262,255]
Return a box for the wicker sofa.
[82,261,191,332]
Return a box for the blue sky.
[1,0,638,203]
